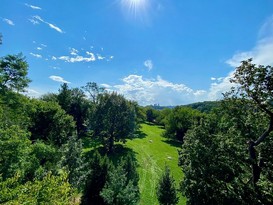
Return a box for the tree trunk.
[248,115,273,186]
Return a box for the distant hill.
[183,101,220,113]
[147,101,220,113]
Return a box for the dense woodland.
[1,40,273,204]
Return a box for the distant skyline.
[1,0,273,105]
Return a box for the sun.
[120,0,149,18]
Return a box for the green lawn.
[125,123,186,205]
[82,123,186,205]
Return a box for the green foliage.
[82,81,105,103]
[0,172,77,204]
[184,101,220,113]
[60,135,86,189]
[157,166,179,205]
[100,163,140,205]
[0,125,31,180]
[81,151,111,205]
[120,154,139,186]
[0,53,31,92]
[180,100,273,204]
[56,84,90,136]
[145,107,159,123]
[29,99,75,146]
[91,92,137,153]
[163,106,203,141]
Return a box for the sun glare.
[121,0,149,18]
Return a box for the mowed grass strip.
[125,123,186,205]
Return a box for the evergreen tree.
[157,166,179,205]
[100,164,140,205]
[81,151,111,205]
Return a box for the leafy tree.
[28,99,75,146]
[0,125,31,180]
[91,92,136,153]
[145,107,159,123]
[229,59,273,187]
[0,53,31,92]
[81,151,111,205]
[0,172,77,204]
[157,166,179,205]
[56,84,90,136]
[82,82,105,103]
[100,163,140,205]
[163,106,202,141]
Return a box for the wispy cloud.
[2,18,15,26]
[49,75,70,83]
[37,47,42,50]
[25,3,42,10]
[70,48,78,56]
[144,59,153,71]
[30,52,42,58]
[30,15,64,33]
[226,15,273,67]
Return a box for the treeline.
[0,54,141,204]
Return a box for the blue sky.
[1,0,273,105]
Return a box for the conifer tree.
[157,166,179,205]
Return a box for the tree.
[0,53,31,92]
[60,135,86,189]
[56,84,90,136]
[100,163,140,205]
[82,82,105,103]
[163,106,202,141]
[157,166,179,205]
[28,99,75,146]
[0,125,31,180]
[229,59,273,187]
[91,92,136,153]
[81,151,111,205]
[120,154,139,186]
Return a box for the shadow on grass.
[82,143,139,167]
[162,139,182,149]
[143,122,165,130]
[133,129,147,139]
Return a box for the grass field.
[82,123,186,205]
[125,123,186,205]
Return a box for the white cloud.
[29,18,40,25]
[37,47,42,50]
[58,51,96,63]
[226,15,273,67]
[41,44,47,47]
[144,59,153,71]
[30,52,42,58]
[2,18,14,26]
[25,3,42,10]
[52,56,57,60]
[97,54,105,60]
[100,83,112,88]
[31,16,64,33]
[111,75,207,105]
[49,75,70,84]
[70,48,78,56]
